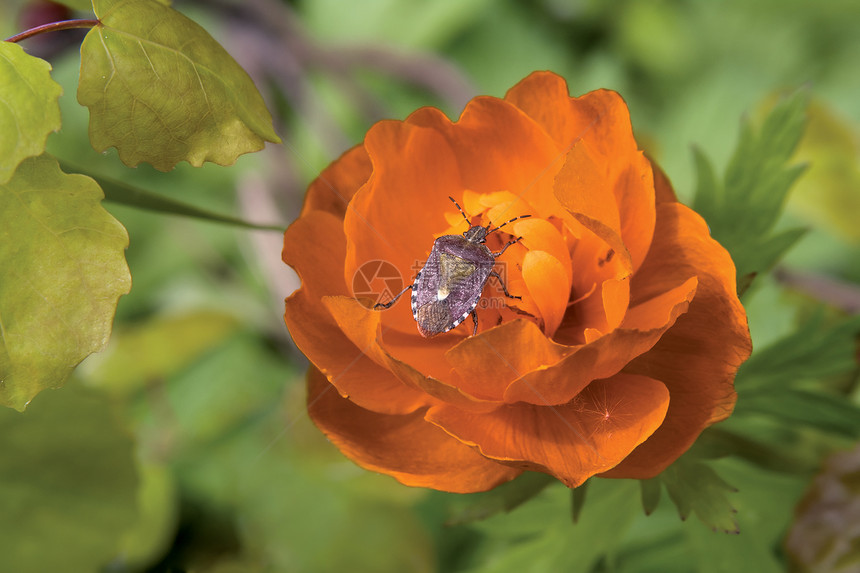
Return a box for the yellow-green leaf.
[78,0,281,171]
[0,42,62,184]
[53,0,96,10]
[116,462,178,570]
[789,100,860,241]
[0,155,130,410]
[0,384,138,572]
[84,310,239,396]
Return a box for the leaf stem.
[5,19,100,44]
[57,160,286,232]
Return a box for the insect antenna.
[487,213,531,235]
[448,196,472,228]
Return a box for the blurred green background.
[3,0,860,571]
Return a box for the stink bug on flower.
[375,197,530,337]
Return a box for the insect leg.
[492,236,524,258]
[374,283,414,309]
[489,270,521,300]
[471,310,479,336]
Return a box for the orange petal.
[445,319,572,401]
[307,368,521,493]
[555,142,632,273]
[567,219,628,295]
[508,74,656,273]
[508,77,644,216]
[505,74,641,167]
[461,189,487,220]
[614,151,656,272]
[426,373,669,487]
[406,98,564,218]
[603,203,752,478]
[343,120,464,334]
[505,71,599,153]
[503,277,697,405]
[322,295,502,413]
[623,277,699,330]
[557,140,621,234]
[602,276,630,331]
[513,217,572,288]
[283,212,430,415]
[301,144,372,218]
[522,250,569,336]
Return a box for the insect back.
[375,197,530,337]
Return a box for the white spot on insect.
[436,287,449,301]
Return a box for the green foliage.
[660,458,738,533]
[690,425,824,475]
[0,42,62,184]
[639,477,662,515]
[738,312,860,390]
[239,449,436,573]
[0,155,130,410]
[0,383,138,572]
[53,0,98,10]
[613,458,807,573]
[115,462,178,570]
[692,91,809,293]
[84,310,240,396]
[790,101,860,241]
[570,478,589,523]
[443,471,555,526]
[80,163,283,230]
[304,0,494,50]
[462,479,642,573]
[736,388,860,439]
[78,0,280,171]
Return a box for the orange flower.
[282,71,752,493]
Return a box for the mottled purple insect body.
[375,197,530,337]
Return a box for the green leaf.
[83,311,240,396]
[616,458,808,573]
[233,424,434,573]
[660,458,738,533]
[0,42,62,184]
[689,425,823,474]
[735,388,860,439]
[0,384,139,572]
[570,478,589,523]
[53,0,96,10]
[640,476,662,515]
[680,459,807,573]
[115,462,178,570]
[78,0,280,172]
[692,91,809,292]
[444,471,555,525]
[737,312,860,390]
[466,480,641,573]
[0,155,130,410]
[303,0,492,50]
[789,100,860,241]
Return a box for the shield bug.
[374,197,530,337]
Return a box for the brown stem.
[774,267,860,314]
[5,19,100,44]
